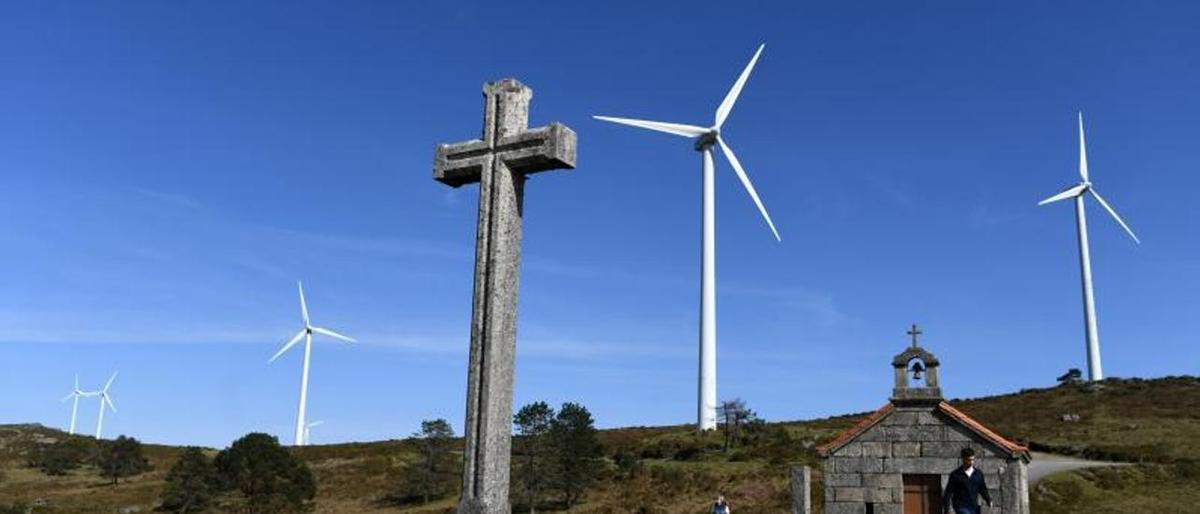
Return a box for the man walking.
[943,448,992,514]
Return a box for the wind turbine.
[61,375,96,435]
[94,372,118,439]
[1038,113,1140,382]
[269,281,356,446]
[594,44,780,431]
[304,420,324,446]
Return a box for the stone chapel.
[814,327,1031,514]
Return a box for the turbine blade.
[298,281,310,326]
[715,44,766,129]
[308,420,324,428]
[62,392,74,402]
[716,136,781,241]
[1089,188,1140,244]
[269,330,307,363]
[103,372,118,392]
[1037,184,1087,206]
[1078,112,1089,182]
[74,374,79,390]
[312,326,356,343]
[592,116,707,138]
[104,394,117,413]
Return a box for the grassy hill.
[2,376,1198,513]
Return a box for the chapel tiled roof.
[936,401,1031,459]
[816,401,1031,461]
[815,403,894,456]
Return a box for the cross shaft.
[432,78,576,514]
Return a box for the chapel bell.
[910,360,926,381]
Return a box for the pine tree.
[398,419,457,504]
[513,401,555,513]
[548,402,603,509]
[717,398,754,451]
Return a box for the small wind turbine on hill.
[594,44,780,431]
[61,375,96,435]
[270,282,356,446]
[1038,113,1140,382]
[94,372,118,439]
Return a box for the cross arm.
[434,139,491,188]
[433,123,577,188]
[495,122,577,175]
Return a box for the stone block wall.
[821,406,1028,514]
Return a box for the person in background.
[712,494,731,514]
[943,447,993,514]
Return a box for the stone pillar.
[1000,460,1030,514]
[791,465,811,514]
[433,79,577,514]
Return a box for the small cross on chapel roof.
[907,323,922,349]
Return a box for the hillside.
[1,376,1198,513]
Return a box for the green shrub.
[214,433,315,514]
[161,447,219,513]
[97,435,151,485]
[28,437,91,476]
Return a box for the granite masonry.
[434,79,577,514]
[811,327,1031,514]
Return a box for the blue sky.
[1,1,1198,448]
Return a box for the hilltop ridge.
[1,375,1198,513]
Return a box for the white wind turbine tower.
[304,420,324,446]
[1038,113,1140,382]
[94,372,118,439]
[61,375,97,435]
[269,282,356,446]
[594,44,781,431]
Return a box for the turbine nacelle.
[268,281,357,364]
[693,130,720,151]
[1038,113,1139,245]
[593,43,781,242]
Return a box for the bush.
[161,447,219,513]
[671,444,703,461]
[215,433,315,514]
[1174,460,1200,480]
[28,438,91,476]
[97,435,151,485]
[613,449,641,478]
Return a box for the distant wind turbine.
[594,44,780,431]
[61,375,97,435]
[304,420,324,446]
[269,282,356,446]
[94,372,118,439]
[1038,113,1140,382]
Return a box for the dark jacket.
[942,467,991,512]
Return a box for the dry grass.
[2,376,1198,513]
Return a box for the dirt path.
[1028,451,1129,483]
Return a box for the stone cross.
[433,78,576,514]
[907,323,922,348]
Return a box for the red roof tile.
[816,403,893,456]
[816,401,1031,461]
[937,402,1031,460]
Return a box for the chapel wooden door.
[902,474,942,514]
